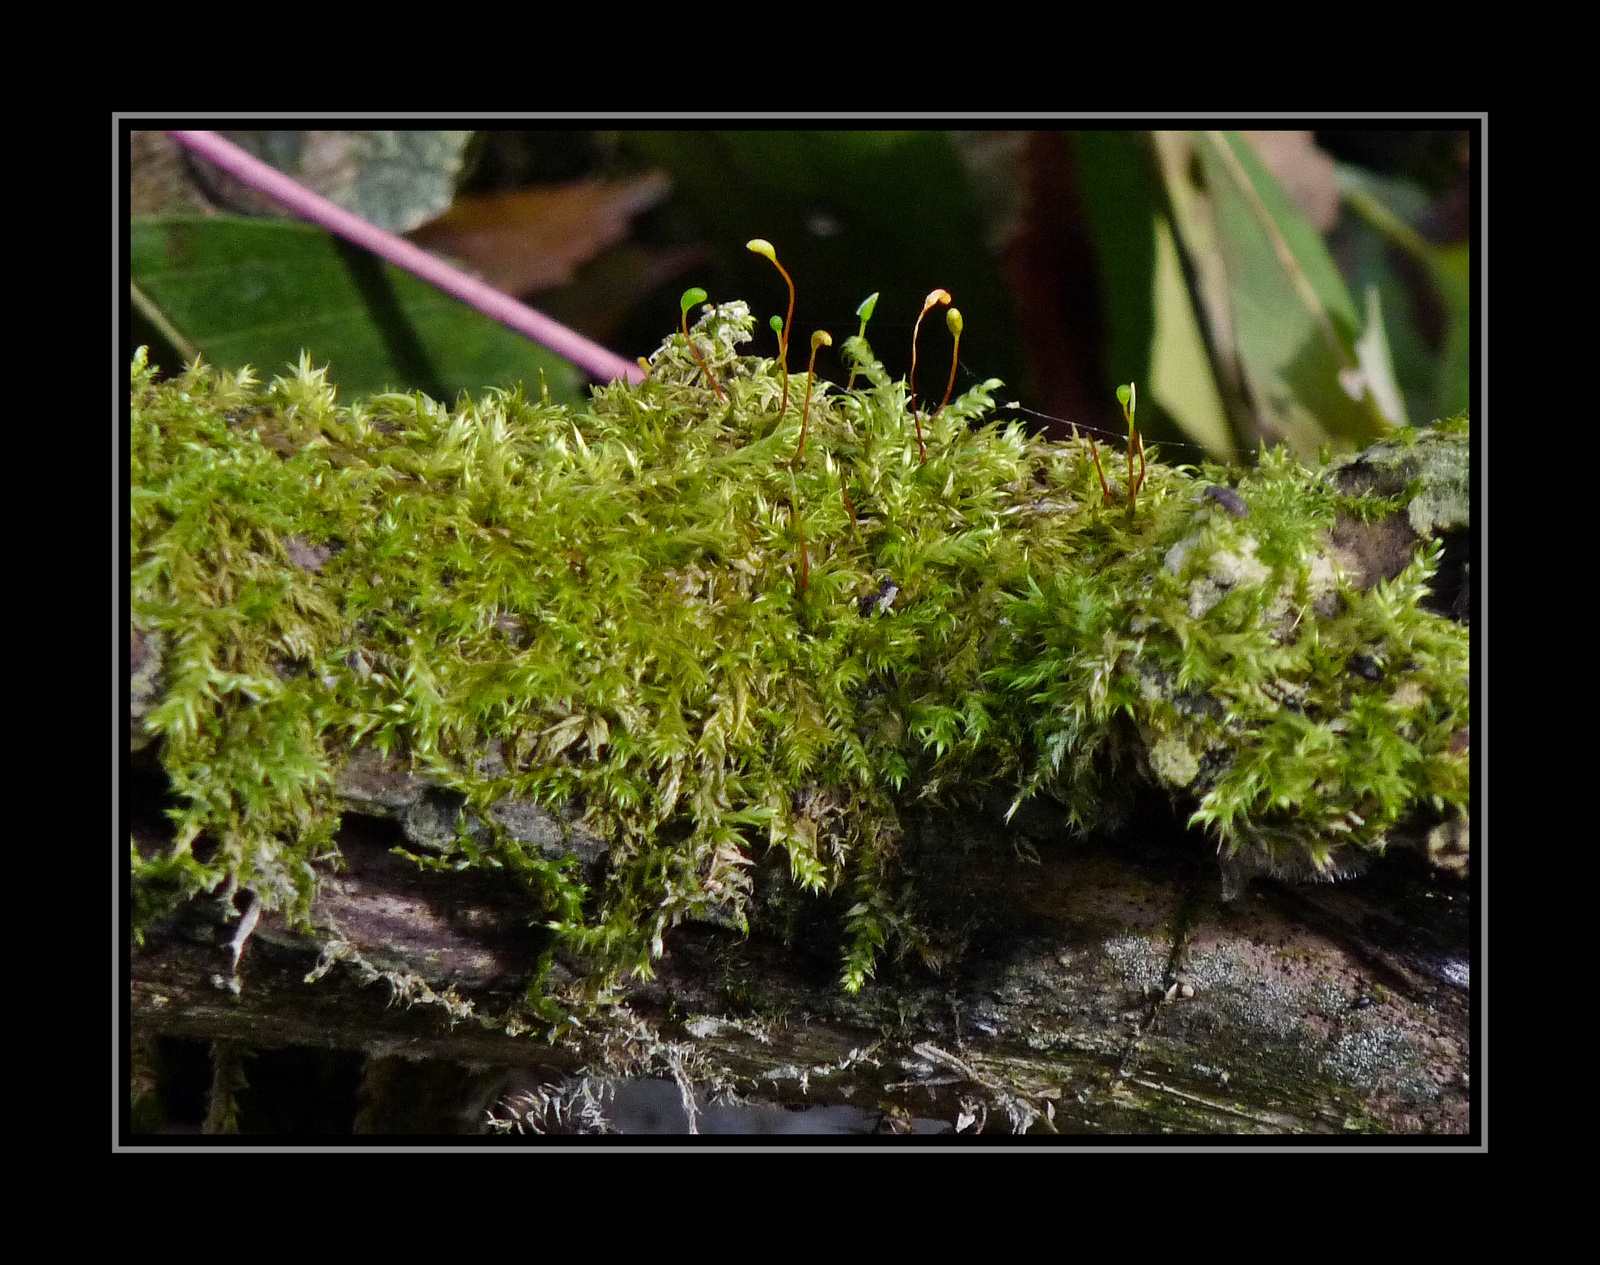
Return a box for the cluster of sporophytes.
[130,247,1469,992]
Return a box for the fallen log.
[126,298,1472,1136]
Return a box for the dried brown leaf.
[409,173,673,296]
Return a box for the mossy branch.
[130,308,1470,1000]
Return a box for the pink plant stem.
[166,130,646,385]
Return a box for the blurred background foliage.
[129,127,1471,463]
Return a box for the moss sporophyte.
[130,276,1470,995]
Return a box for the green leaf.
[130,214,586,404]
[1149,211,1235,457]
[1337,167,1470,421]
[1072,131,1235,460]
[1156,131,1393,455]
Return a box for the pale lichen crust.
[130,305,1469,992]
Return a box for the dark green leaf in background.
[130,215,586,404]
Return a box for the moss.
[129,302,1470,994]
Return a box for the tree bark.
[129,779,1471,1136]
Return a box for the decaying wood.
[129,772,1471,1136]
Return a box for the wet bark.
[129,782,1471,1137]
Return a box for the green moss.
[129,302,1470,993]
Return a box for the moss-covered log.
[127,299,1471,1135]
